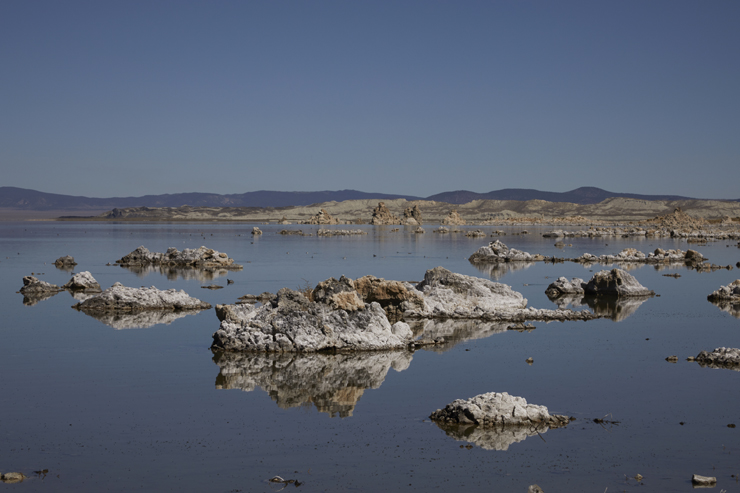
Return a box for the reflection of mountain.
[408,319,512,352]
[212,350,413,418]
[77,309,201,329]
[470,261,536,280]
[709,300,740,319]
[121,264,228,282]
[548,294,650,322]
[433,421,562,451]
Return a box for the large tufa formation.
[441,209,466,225]
[116,246,242,270]
[306,209,342,225]
[73,283,211,313]
[402,205,423,226]
[370,202,401,225]
[469,240,544,263]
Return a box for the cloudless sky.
[1,1,739,199]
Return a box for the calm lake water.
[1,222,739,492]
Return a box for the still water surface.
[1,222,739,492]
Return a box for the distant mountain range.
[0,186,736,211]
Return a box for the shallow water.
[1,222,739,492]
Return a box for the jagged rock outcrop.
[469,240,544,263]
[441,209,466,225]
[354,275,425,321]
[212,350,412,417]
[54,255,77,268]
[402,205,423,226]
[305,209,342,225]
[707,280,740,302]
[115,246,242,270]
[19,276,63,295]
[211,288,414,353]
[370,202,401,225]
[695,347,740,370]
[62,271,101,292]
[73,283,212,313]
[582,269,655,297]
[430,392,571,450]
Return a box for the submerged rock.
[73,283,212,313]
[370,202,401,225]
[212,350,412,417]
[468,240,544,263]
[54,255,77,268]
[19,276,63,294]
[62,271,102,292]
[430,392,571,450]
[116,245,242,270]
[695,347,740,370]
[211,288,413,353]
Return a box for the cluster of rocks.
[468,240,544,263]
[542,226,740,241]
[212,267,598,353]
[429,392,572,450]
[19,271,103,305]
[545,269,654,298]
[317,229,368,236]
[441,210,466,225]
[115,246,242,270]
[695,347,740,370]
[279,229,310,236]
[304,209,342,225]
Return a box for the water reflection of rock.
[77,309,201,329]
[708,300,740,318]
[433,421,562,451]
[121,264,229,282]
[22,292,60,306]
[548,294,650,321]
[470,261,536,280]
[212,350,413,418]
[408,319,512,352]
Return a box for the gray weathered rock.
[469,240,544,263]
[116,245,242,270]
[583,269,655,297]
[354,275,425,321]
[545,277,586,297]
[430,392,571,450]
[211,288,413,353]
[691,474,717,486]
[19,276,63,294]
[0,472,25,484]
[62,271,102,292]
[212,350,412,417]
[695,347,740,370]
[54,255,77,268]
[707,279,740,302]
[402,205,423,226]
[216,303,258,323]
[251,226,263,235]
[73,283,212,313]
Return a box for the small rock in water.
[665,355,678,362]
[528,484,545,493]
[0,472,25,483]
[691,474,716,485]
[525,357,534,365]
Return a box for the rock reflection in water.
[212,350,413,418]
[433,422,560,451]
[22,291,60,306]
[470,261,535,280]
[121,264,229,282]
[408,319,512,352]
[77,309,201,329]
[708,300,740,319]
[548,295,650,322]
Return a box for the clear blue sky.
[1,1,739,199]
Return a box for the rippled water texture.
[1,222,739,492]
